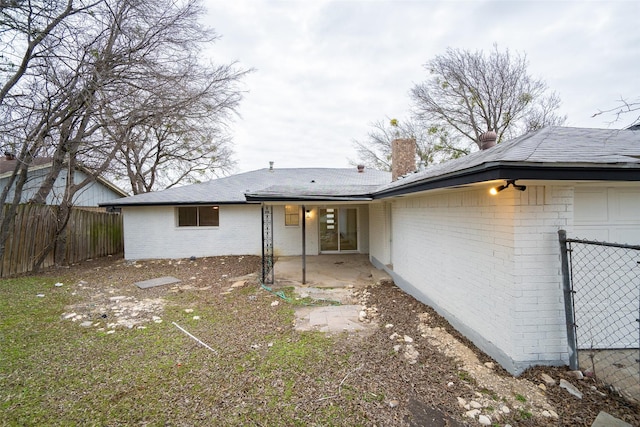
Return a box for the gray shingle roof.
[102,126,640,207]
[102,167,391,206]
[377,126,640,195]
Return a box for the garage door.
[572,187,640,349]
[574,187,640,244]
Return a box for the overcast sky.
[203,0,640,173]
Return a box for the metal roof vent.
[357,164,365,173]
[479,130,497,150]
[269,161,274,172]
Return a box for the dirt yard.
[39,255,639,426]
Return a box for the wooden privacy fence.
[1,204,123,277]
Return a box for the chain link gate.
[559,230,640,403]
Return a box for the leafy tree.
[410,44,566,148]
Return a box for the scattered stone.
[231,280,246,288]
[403,335,414,343]
[250,344,261,350]
[590,386,607,397]
[64,312,77,319]
[500,405,510,414]
[541,373,556,386]
[469,400,482,409]
[184,308,194,313]
[54,282,64,287]
[190,276,197,280]
[358,310,367,322]
[568,370,584,380]
[389,332,399,340]
[403,344,419,364]
[538,383,547,391]
[106,330,115,334]
[478,414,491,425]
[591,411,633,427]
[36,294,45,298]
[483,362,494,369]
[465,409,480,418]
[78,280,88,285]
[248,295,257,301]
[388,400,399,408]
[192,316,200,320]
[271,300,279,307]
[109,296,128,301]
[457,397,467,407]
[384,323,394,329]
[80,321,93,327]
[393,344,402,352]
[446,381,454,387]
[152,316,162,324]
[559,379,583,399]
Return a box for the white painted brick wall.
[385,185,574,373]
[122,205,262,259]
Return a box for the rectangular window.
[177,206,219,227]
[284,205,299,226]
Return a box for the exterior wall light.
[489,179,526,195]
[305,209,311,219]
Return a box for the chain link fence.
[559,230,640,404]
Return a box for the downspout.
[302,205,306,284]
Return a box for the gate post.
[559,229,578,370]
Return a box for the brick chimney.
[391,138,416,181]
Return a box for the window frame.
[284,205,300,227]
[176,205,220,227]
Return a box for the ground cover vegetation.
[1,256,638,426]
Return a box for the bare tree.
[0,0,249,266]
[592,96,640,128]
[351,118,472,171]
[411,44,566,148]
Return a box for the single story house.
[102,126,640,375]
[0,154,128,207]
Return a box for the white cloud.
[203,0,640,172]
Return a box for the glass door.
[319,208,358,252]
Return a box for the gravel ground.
[42,255,639,426]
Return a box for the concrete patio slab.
[134,276,181,289]
[294,304,374,334]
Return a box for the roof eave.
[374,162,640,198]
[99,200,256,208]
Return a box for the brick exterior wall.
[391,138,416,181]
[369,184,574,374]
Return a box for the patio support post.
[302,205,306,284]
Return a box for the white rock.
[384,323,394,329]
[192,316,200,320]
[457,397,467,407]
[80,321,93,327]
[184,308,194,313]
[389,332,399,340]
[36,294,45,298]
[465,409,480,418]
[483,362,494,369]
[500,405,510,414]
[478,415,491,425]
[109,296,128,301]
[64,312,77,319]
[538,383,547,391]
[388,400,399,408]
[469,400,482,409]
[358,310,367,322]
[541,373,556,385]
[271,300,279,307]
[568,370,584,380]
[403,344,419,364]
[393,344,402,352]
[542,410,558,419]
[447,381,454,387]
[559,379,583,399]
[403,335,414,343]
[54,282,64,287]
[231,281,246,288]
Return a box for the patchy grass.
[0,273,364,426]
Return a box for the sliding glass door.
[319,208,358,252]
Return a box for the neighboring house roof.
[0,157,129,198]
[375,126,640,198]
[101,168,391,207]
